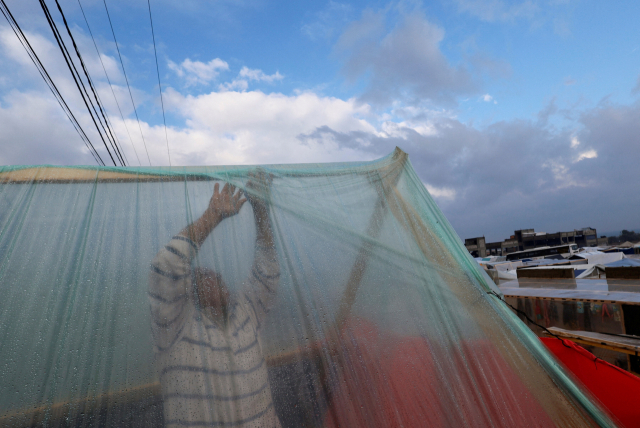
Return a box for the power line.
[54,0,126,166]
[147,0,171,166]
[39,0,117,165]
[0,0,104,165]
[39,0,119,166]
[51,0,127,166]
[77,0,141,166]
[102,0,152,166]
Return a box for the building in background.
[465,227,606,257]
[464,237,486,258]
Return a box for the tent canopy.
[0,148,613,427]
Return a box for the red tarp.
[324,319,554,427]
[541,337,640,428]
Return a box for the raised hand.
[180,182,247,247]
[207,182,247,221]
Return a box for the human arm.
[251,195,274,249]
[243,173,280,326]
[149,183,246,350]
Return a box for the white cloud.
[219,67,283,92]
[0,25,125,90]
[0,85,378,167]
[158,88,375,165]
[0,24,151,162]
[0,23,372,166]
[0,90,97,165]
[92,53,123,84]
[296,96,640,239]
[0,26,76,94]
[574,149,597,163]
[168,58,229,86]
[219,79,249,92]
[570,136,580,148]
[425,183,457,201]
[386,121,435,137]
[238,67,283,83]
[482,94,498,104]
[542,159,579,188]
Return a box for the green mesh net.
[0,148,613,427]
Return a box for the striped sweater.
[149,235,281,428]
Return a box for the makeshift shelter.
[570,251,624,266]
[0,148,614,427]
[606,258,640,268]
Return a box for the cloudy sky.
[1,0,639,241]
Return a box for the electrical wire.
[76,0,141,166]
[147,0,171,166]
[51,0,126,166]
[488,291,586,346]
[488,290,610,369]
[0,0,104,165]
[39,0,116,165]
[54,0,126,166]
[39,0,118,166]
[102,0,152,166]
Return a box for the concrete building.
[464,237,486,258]
[514,228,599,250]
[465,227,603,257]
[486,238,519,256]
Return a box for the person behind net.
[149,174,281,427]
